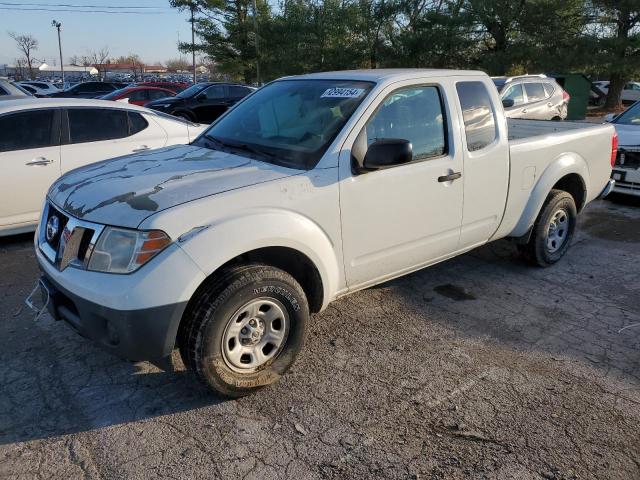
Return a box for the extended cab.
[32,70,616,397]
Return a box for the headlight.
[87,227,171,274]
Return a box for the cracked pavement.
[1,196,639,479]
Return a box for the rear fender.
[510,153,589,237]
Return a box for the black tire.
[518,189,577,267]
[179,264,309,398]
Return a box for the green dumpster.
[546,73,592,120]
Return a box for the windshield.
[177,83,208,98]
[613,102,640,126]
[201,79,374,169]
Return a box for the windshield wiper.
[205,135,277,161]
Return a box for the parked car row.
[3,79,256,124]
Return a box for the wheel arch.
[510,153,589,238]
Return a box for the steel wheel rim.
[221,297,290,373]
[546,208,569,253]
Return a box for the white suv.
[492,75,569,120]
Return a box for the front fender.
[510,153,589,237]
[176,208,341,310]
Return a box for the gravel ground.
[0,196,639,480]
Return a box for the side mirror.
[362,139,413,171]
[195,93,206,102]
[502,98,515,108]
[604,113,615,123]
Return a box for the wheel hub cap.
[221,298,289,373]
[546,209,569,253]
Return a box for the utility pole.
[252,0,260,85]
[52,20,64,84]
[190,4,196,83]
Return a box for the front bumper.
[34,226,207,362]
[38,273,187,362]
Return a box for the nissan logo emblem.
[46,215,60,243]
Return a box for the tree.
[166,57,190,72]
[112,53,145,80]
[587,0,640,109]
[8,32,38,80]
[89,47,110,80]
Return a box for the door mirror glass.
[502,98,515,108]
[195,93,206,102]
[363,139,412,170]
[604,113,616,123]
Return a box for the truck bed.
[491,118,615,241]
[507,118,604,141]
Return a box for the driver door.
[339,81,464,288]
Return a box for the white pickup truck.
[32,69,616,397]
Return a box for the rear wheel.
[179,264,309,398]
[519,189,577,267]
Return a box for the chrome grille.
[38,202,104,271]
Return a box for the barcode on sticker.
[321,88,365,98]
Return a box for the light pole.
[190,4,196,84]
[252,0,260,85]
[51,20,64,85]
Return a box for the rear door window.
[0,110,57,152]
[68,108,129,143]
[127,89,148,102]
[204,85,226,100]
[524,83,546,103]
[456,81,497,152]
[229,86,252,98]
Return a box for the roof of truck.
[288,69,487,82]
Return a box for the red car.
[136,81,189,93]
[99,86,176,106]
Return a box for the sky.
[0,1,193,66]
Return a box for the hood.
[613,123,640,147]
[49,145,299,228]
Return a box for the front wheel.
[518,189,577,267]
[179,264,309,398]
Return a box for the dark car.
[47,81,128,99]
[145,82,255,123]
[136,81,189,93]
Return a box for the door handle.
[132,145,150,152]
[547,102,553,107]
[522,109,528,114]
[26,157,53,166]
[438,172,462,182]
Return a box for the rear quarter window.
[455,81,497,152]
[524,83,546,102]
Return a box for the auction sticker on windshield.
[321,87,366,98]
